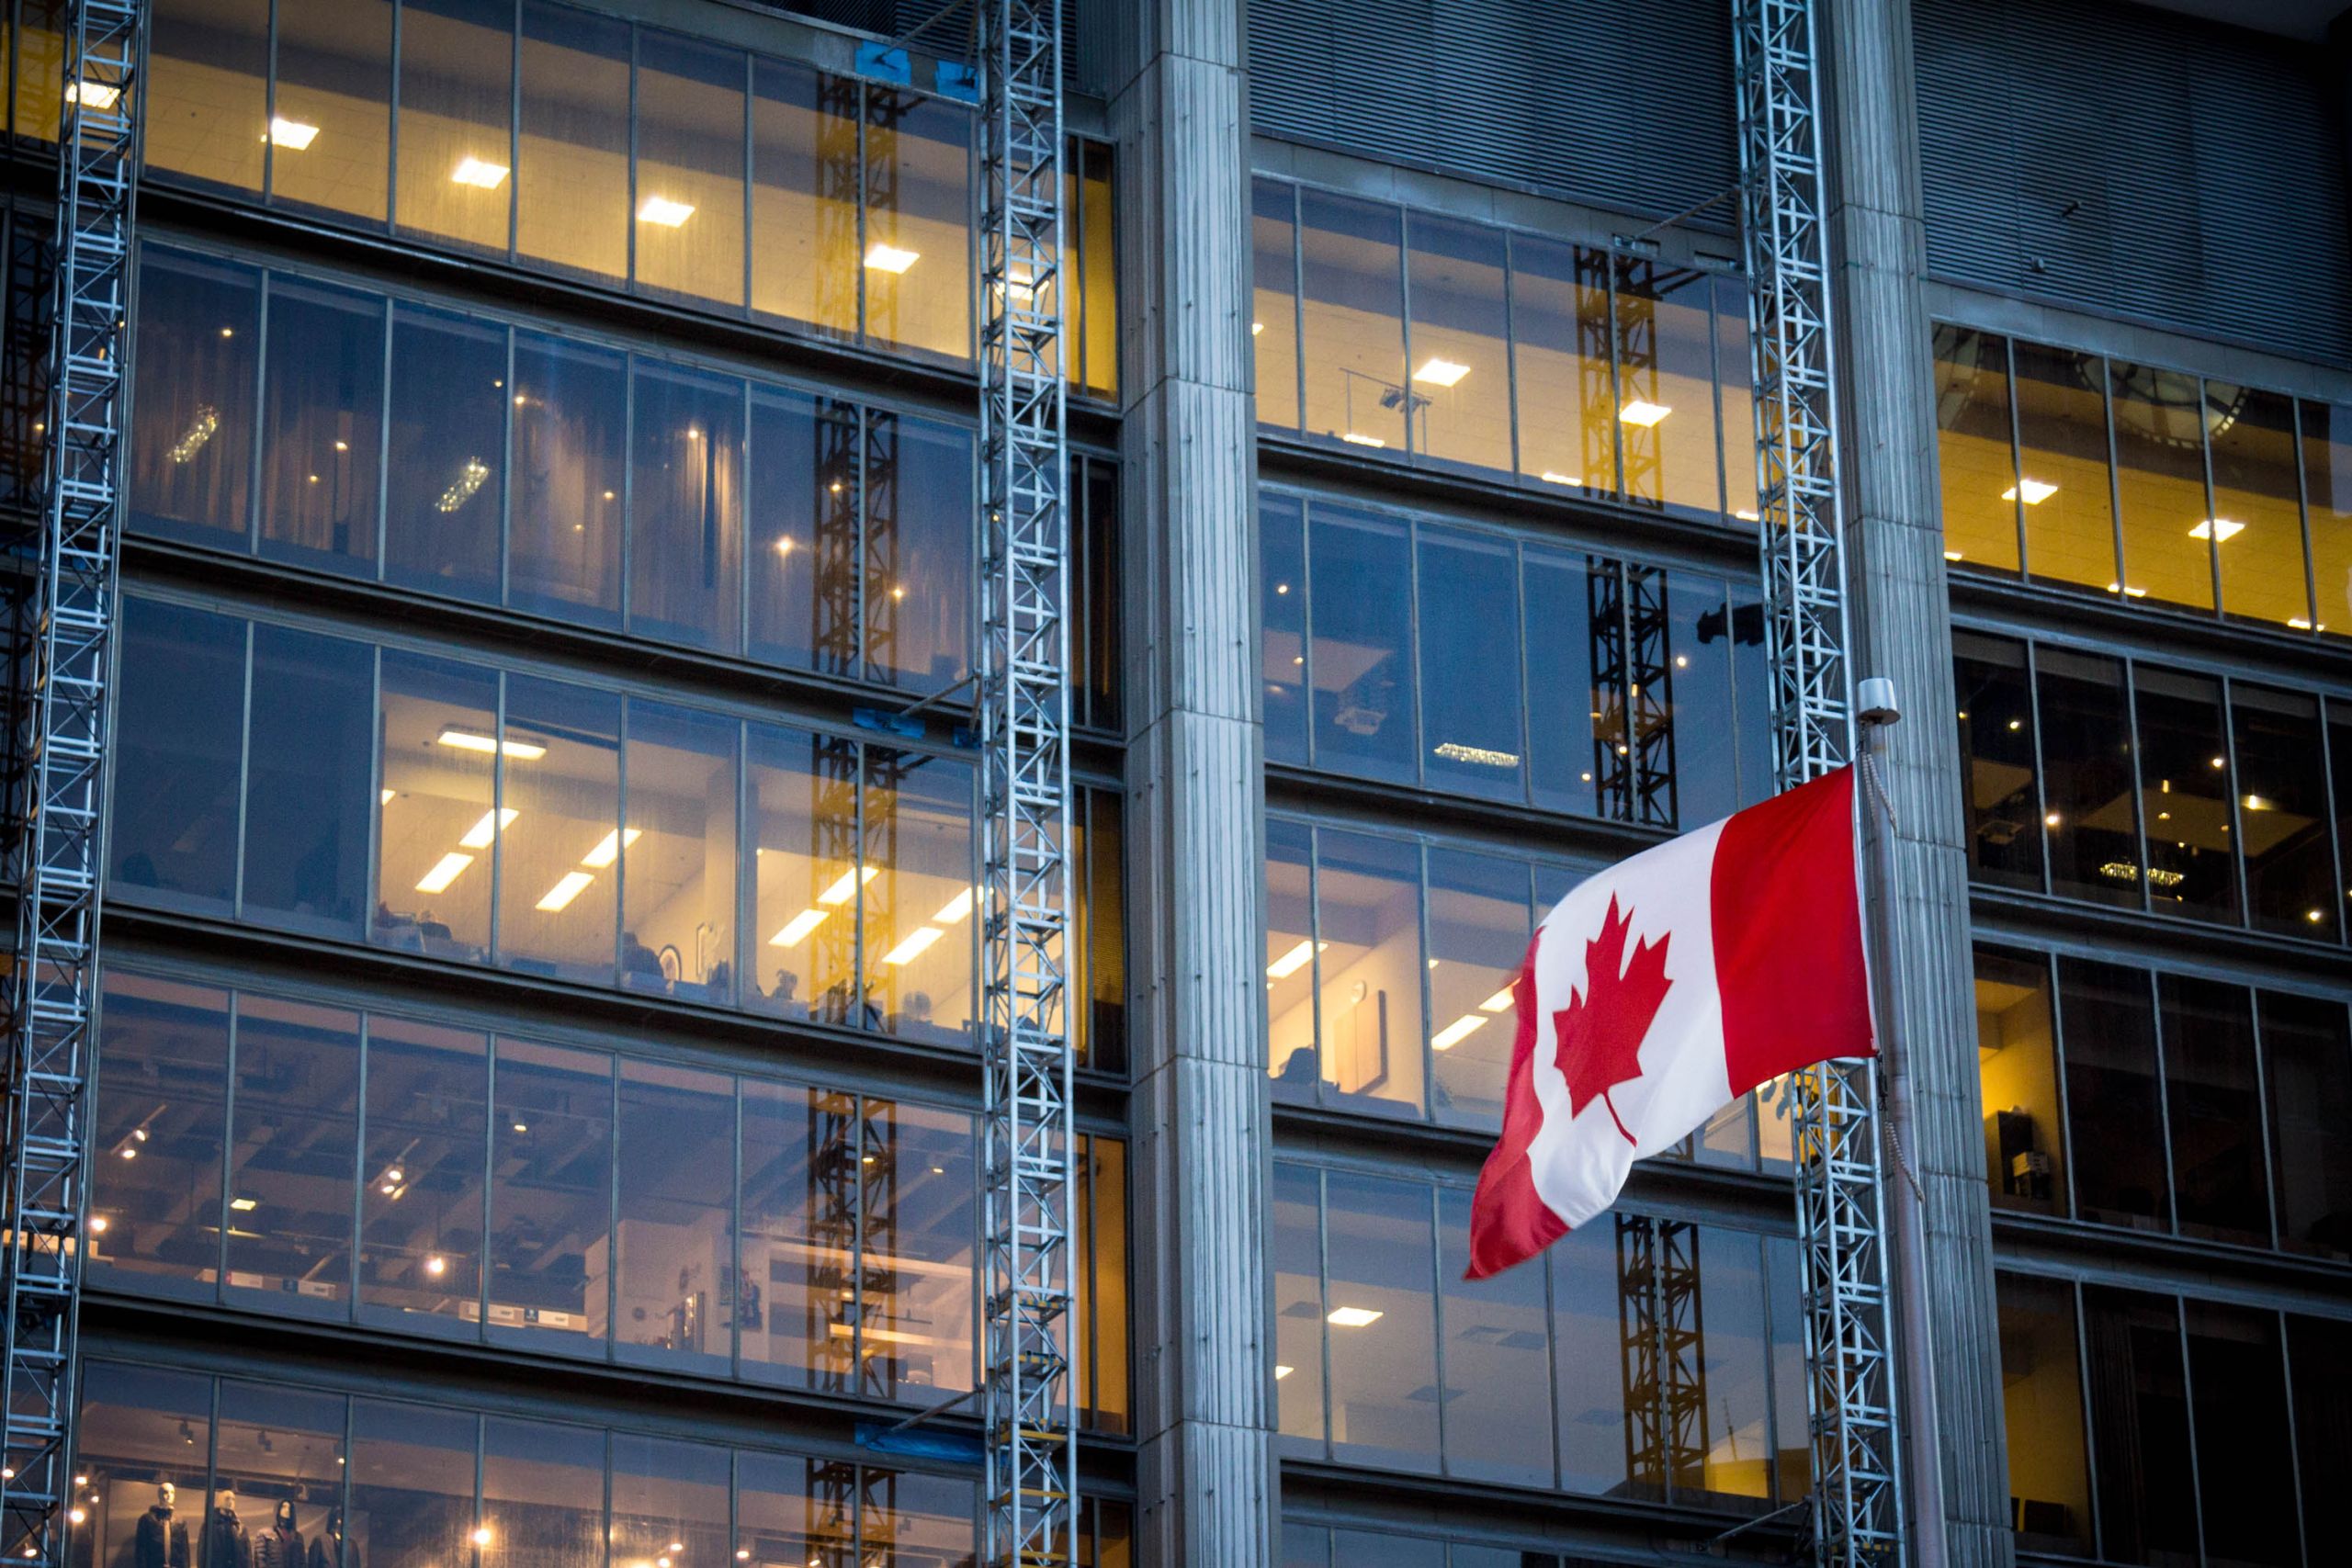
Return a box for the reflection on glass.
[738,1082,835,1390]
[736,1452,850,1567]
[1995,1274,2092,1554]
[351,1398,478,1568]
[2059,958,2165,1229]
[1933,326,2019,572]
[259,277,384,575]
[110,598,243,912]
[90,973,229,1300]
[1666,571,1737,828]
[1072,790,1128,1074]
[2110,360,2215,611]
[395,0,515,254]
[630,364,744,653]
[224,997,359,1318]
[1510,233,1612,498]
[144,0,267,193]
[1552,1221,1634,1498]
[272,0,390,221]
[489,1039,612,1352]
[243,626,371,937]
[1523,547,1600,816]
[2033,649,2137,907]
[863,1101,976,1402]
[610,1436,731,1568]
[1405,214,1510,473]
[516,3,629,282]
[862,750,974,1042]
[2160,976,2266,1246]
[1076,1135,1131,1432]
[509,331,625,626]
[498,677,621,984]
[1690,1228,1772,1511]
[481,1416,603,1568]
[1314,830,1425,1115]
[75,1362,214,1567]
[1075,142,1119,400]
[2301,400,2352,639]
[635,32,747,308]
[1336,1532,1440,1568]
[1261,494,1307,765]
[1973,947,2062,1215]
[865,1470,974,1566]
[1323,1171,1437,1472]
[622,700,739,1003]
[1436,1188,1549,1486]
[360,1016,487,1334]
[2260,992,2352,1261]
[749,726,857,1022]
[216,1381,344,1566]
[1265,819,1318,1103]
[1953,632,2042,891]
[2231,685,2334,937]
[1253,182,1303,434]
[1300,192,1406,452]
[131,248,258,544]
[374,651,497,960]
[2084,1289,2198,1565]
[865,93,972,362]
[1306,507,1413,783]
[1271,1164,1324,1448]
[1717,278,1758,525]
[385,303,506,601]
[2012,343,2115,593]
[1425,850,1529,1130]
[1616,263,1722,517]
[867,415,974,691]
[751,62,857,337]
[616,1062,734,1374]
[2134,666,2235,922]
[1417,526,1523,801]
[748,389,842,671]
[2207,385,2310,630]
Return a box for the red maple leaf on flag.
[1552,895,1674,1146]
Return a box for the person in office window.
[767,969,808,1020]
[136,1480,190,1568]
[621,931,665,987]
[898,990,952,1043]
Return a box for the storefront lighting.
[1265,939,1323,980]
[267,117,320,150]
[882,927,944,965]
[2002,479,2058,504]
[1411,357,1470,388]
[638,195,695,227]
[537,871,595,911]
[451,156,509,189]
[2189,518,2245,541]
[865,243,920,273]
[437,727,547,760]
[581,827,642,868]
[1326,1306,1384,1327]
[1619,399,1672,425]
[1430,1014,1487,1052]
[1481,987,1516,1013]
[458,808,517,850]
[415,852,474,895]
[819,866,876,906]
[769,908,828,948]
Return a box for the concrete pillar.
[1105,0,1276,1562]
[1820,4,2016,1567]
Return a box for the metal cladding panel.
[1248,0,1738,228]
[1916,0,2352,362]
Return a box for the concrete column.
[1106,0,1276,1562]
[1820,4,2015,1567]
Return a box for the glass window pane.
[2135,667,2236,922]
[1266,818,1318,1103]
[864,1469,973,1566]
[515,2,628,283]
[2084,1287,2198,1566]
[1664,570,1736,828]
[1261,494,1307,766]
[634,33,747,308]
[1509,234,1611,496]
[1252,180,1300,432]
[1417,526,1523,801]
[1933,326,2020,574]
[1717,277,1758,525]
[395,0,515,254]
[1552,1221,1640,1500]
[259,277,384,577]
[243,625,372,938]
[1687,1227,1770,1511]
[1996,1274,2092,1554]
[611,1436,730,1568]
[1427,850,1529,1131]
[374,651,497,961]
[1523,547,1600,817]
[111,597,243,912]
[2186,1303,2298,1568]
[1436,1188,1549,1486]
[488,1038,612,1351]
[622,699,739,1004]
[1271,1163,1325,1450]
[498,677,621,985]
[861,750,974,1043]
[2059,957,2165,1229]
[1315,829,1426,1116]
[748,389,847,671]
[1323,1171,1438,1472]
[867,414,974,692]
[1335,1532,1440,1568]
[273,0,390,221]
[216,1380,345,1560]
[750,728,859,1021]
[131,247,258,545]
[864,1101,976,1403]
[349,1398,477,1568]
[739,1082,847,1391]
[1075,141,1118,400]
[1300,192,1406,452]
[1306,506,1414,784]
[1074,458,1123,734]
[864,93,972,361]
[2012,343,2115,594]
[1953,632,2042,891]
[2110,361,2215,611]
[751,61,857,336]
[1074,790,1128,1074]
[1728,584,1774,809]
[1615,263,1721,518]
[2231,684,2334,937]
[1405,214,1510,474]
[1765,1236,1808,1503]
[509,331,625,627]
[2301,400,2352,639]
[481,1416,601,1568]
[359,1014,487,1335]
[384,304,505,602]
[2034,648,2137,907]
[1280,1520,1329,1568]
[2335,701,2352,937]
[225,997,358,1319]
[737,1452,850,1566]
[2260,991,2352,1261]
[91,973,229,1301]
[2160,975,2267,1246]
[1974,947,2063,1215]
[630,364,745,654]
[616,1060,734,1375]
[145,0,267,194]
[2289,1314,2352,1547]
[2207,385,2311,631]
[76,1362,213,1564]
[1078,1135,1130,1432]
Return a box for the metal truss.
[974,0,1074,1561]
[1733,2,1902,1565]
[1588,560,1679,829]
[3,5,140,1565]
[1615,1214,1707,1500]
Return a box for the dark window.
[868,414,974,693]
[2160,976,2267,1246]
[1074,457,1123,731]
[2232,684,2336,938]
[2185,1302,2298,1568]
[1417,525,1523,801]
[359,1015,488,1336]
[1995,1273,2092,1554]
[243,624,372,938]
[1522,547,1600,818]
[1322,1171,1439,1472]
[1282,1523,1330,1568]
[629,364,745,654]
[481,1415,603,1568]
[1336,1531,1442,1568]
[1436,1187,1551,1486]
[488,1039,612,1356]
[1074,789,1128,1074]
[384,303,506,601]
[737,1081,833,1390]
[90,973,230,1302]
[508,330,625,627]
[745,388,840,673]
[258,276,384,576]
[1552,1221,1641,1500]
[1307,506,1415,784]
[2134,666,2237,922]
[1261,493,1308,766]
[2034,648,2137,907]
[615,1061,735,1376]
[1953,632,2042,891]
[224,997,359,1320]
[1665,570,1737,828]
[862,1100,976,1402]
[111,597,243,912]
[350,1398,479,1568]
[2083,1287,2198,1566]
[2289,1314,2352,1553]
[2059,958,2165,1228]
[2260,992,2352,1261]
[1974,947,2064,1214]
[131,248,258,544]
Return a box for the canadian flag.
[1465,766,1875,1279]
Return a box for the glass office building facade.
[4,0,2346,1564]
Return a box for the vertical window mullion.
[2197,377,2224,617]
[1415,841,1435,1121]
[1502,238,1523,481]
[1427,1183,1450,1472]
[605,1065,621,1363]
[489,672,507,964]
[2044,950,2082,1223]
[2220,678,2252,927]
[2174,1298,2210,1568]
[375,300,394,574]
[2122,657,2154,916]
[1605,256,1626,498]
[2020,639,2054,897]
[2247,992,2281,1253]
[2291,395,2321,636]
[349,1012,368,1322]
[217,995,238,1305]
[264,0,279,199]
[2321,697,2348,949]
[1306,825,1326,1108]
[498,327,515,604]
[626,25,640,290]
[2004,336,2029,578]
[248,277,270,551]
[478,1036,495,1342]
[232,622,254,918]
[619,353,635,628]
[1290,184,1306,433]
[506,0,521,259]
[1317,1168,1335,1461]
[1407,517,1426,789]
[2071,1281,2106,1563]
[2101,355,2129,604]
[1514,541,1534,807]
[1398,211,1416,459]
[2149,968,2182,1235]
[386,0,402,230]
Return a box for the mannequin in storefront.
[253,1500,303,1568]
[203,1488,253,1568]
[303,1508,351,1568]
[135,1481,190,1568]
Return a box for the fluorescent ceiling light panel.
[1326,1306,1384,1328]
[1340,432,1387,448]
[268,117,320,150]
[933,887,976,925]
[66,82,120,110]
[2003,479,2059,504]
[1540,471,1582,487]
[2189,518,2245,541]
[1273,1365,1294,1381]
[436,728,547,761]
[458,808,517,850]
[580,827,641,869]
[769,908,829,948]
[1411,357,1471,388]
[1480,987,1517,1013]
[1430,1014,1488,1052]
[414,852,474,895]
[865,243,921,274]
[637,195,695,227]
[536,871,595,912]
[451,156,509,188]
[1265,939,1323,980]
[819,866,877,906]
[1619,400,1672,426]
[229,1198,258,1213]
[1251,321,1265,336]
[882,927,945,966]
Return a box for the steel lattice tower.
[2,5,141,1564]
[1733,1,1904,1564]
[974,0,1075,1561]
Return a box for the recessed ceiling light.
[1251,321,1265,336]
[458,808,517,850]
[1619,400,1672,426]
[1430,1014,1487,1052]
[637,195,695,227]
[2003,479,2058,504]
[1326,1306,1384,1328]
[65,82,119,110]
[436,727,547,761]
[451,156,509,189]
[2189,518,2245,541]
[1265,939,1323,980]
[865,243,920,274]
[1340,432,1387,448]
[267,117,320,150]
[1480,987,1516,1013]
[933,887,977,925]
[1411,357,1471,388]
[536,871,595,912]
[882,927,945,965]
[818,866,877,906]
[580,828,641,869]
[1540,471,1582,487]
[769,908,828,948]
[414,852,474,895]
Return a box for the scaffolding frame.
[1732,2,1904,1565]
[973,0,1075,1561]
[1,4,140,1564]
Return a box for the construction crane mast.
[0,4,141,1565]
[1732,2,1905,1565]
